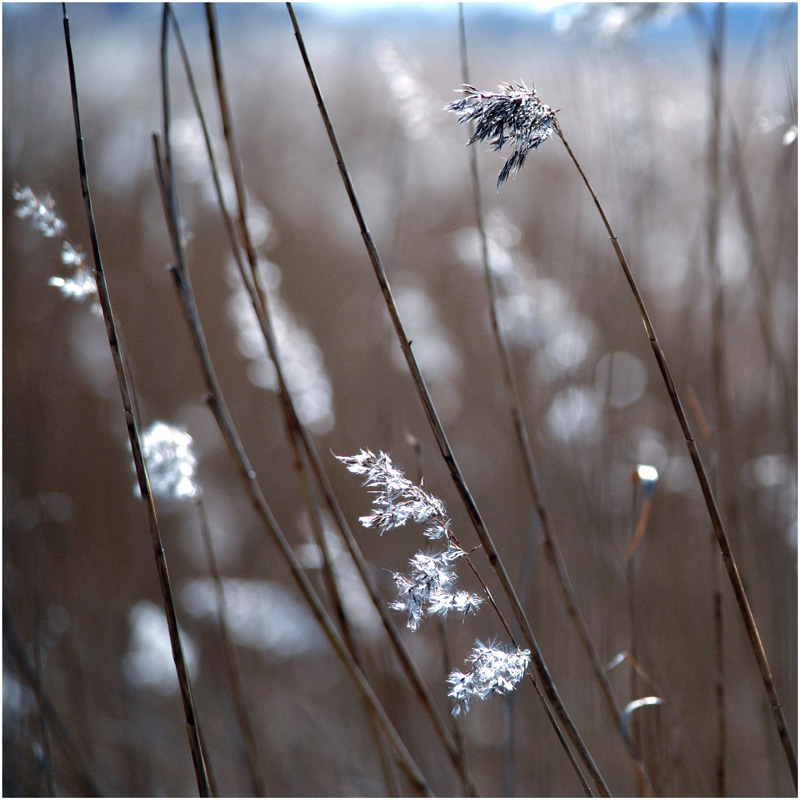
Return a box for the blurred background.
[3,2,797,796]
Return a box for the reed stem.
[287,4,610,795]
[62,6,212,795]
[188,5,473,790]
[701,12,730,793]
[554,120,798,792]
[194,498,267,796]
[455,5,654,793]
[151,104,431,791]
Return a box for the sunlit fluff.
[49,242,96,301]
[636,464,659,484]
[448,639,531,717]
[338,449,449,537]
[298,518,383,639]
[181,578,325,657]
[13,186,100,309]
[390,547,483,632]
[374,40,439,141]
[141,421,200,500]
[13,185,67,238]
[447,82,558,187]
[123,600,198,694]
[338,449,482,631]
[227,259,334,435]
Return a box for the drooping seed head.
[447,638,531,716]
[446,81,559,188]
[13,185,67,238]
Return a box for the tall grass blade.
[61,5,212,795]
[287,4,610,795]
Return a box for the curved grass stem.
[164,4,474,791]
[455,5,655,794]
[554,120,798,793]
[61,5,212,795]
[153,162,432,795]
[287,4,610,796]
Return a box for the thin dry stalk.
[622,492,654,566]
[287,5,609,796]
[61,6,212,795]
[410,439,475,797]
[625,484,644,796]
[454,8,648,792]
[194,498,267,796]
[297,448,354,649]
[704,7,730,454]
[32,538,56,797]
[409,437,475,797]
[4,605,104,797]
[553,118,798,792]
[688,387,728,797]
[700,31,737,791]
[199,14,398,791]
[728,119,795,445]
[713,549,727,797]
[435,615,474,797]
[620,698,665,796]
[151,117,432,794]
[167,6,473,791]
[501,697,515,796]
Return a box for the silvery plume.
[447,639,531,717]
[13,185,67,238]
[446,81,559,188]
[337,449,450,539]
[13,185,99,308]
[338,449,483,631]
[140,421,201,500]
[389,546,483,632]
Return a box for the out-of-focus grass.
[4,3,796,796]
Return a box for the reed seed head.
[446,81,559,188]
[448,639,531,717]
[141,421,201,500]
[48,241,97,303]
[13,185,67,238]
[338,449,483,630]
[13,185,100,309]
[337,449,450,538]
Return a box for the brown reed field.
[3,3,797,797]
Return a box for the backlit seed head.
[446,81,559,188]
